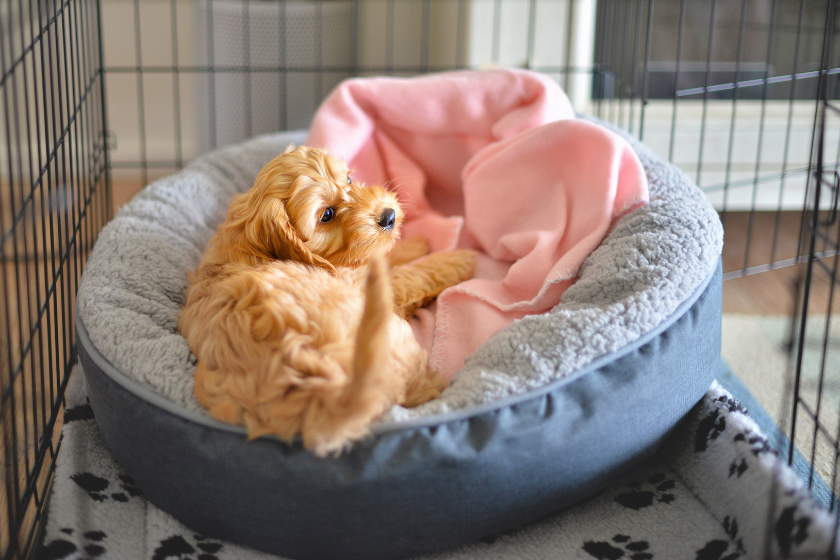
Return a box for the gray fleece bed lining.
[76,118,723,425]
[76,255,718,436]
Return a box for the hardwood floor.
[722,211,840,316]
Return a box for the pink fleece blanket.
[306,69,649,381]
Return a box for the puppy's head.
[227,146,403,269]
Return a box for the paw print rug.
[42,365,840,560]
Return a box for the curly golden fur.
[178,146,477,456]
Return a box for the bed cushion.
[76,119,723,559]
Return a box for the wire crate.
[0,0,110,557]
[1,0,840,558]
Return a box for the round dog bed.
[76,120,723,560]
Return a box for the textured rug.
[38,364,840,560]
[721,313,840,500]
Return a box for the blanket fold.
[306,69,649,379]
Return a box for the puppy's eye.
[347,175,352,185]
[320,207,335,223]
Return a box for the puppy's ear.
[284,144,296,154]
[257,199,336,273]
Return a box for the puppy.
[178,146,477,456]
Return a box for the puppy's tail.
[303,251,394,455]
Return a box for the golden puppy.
[178,146,476,456]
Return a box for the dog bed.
[44,373,840,560]
[76,113,723,559]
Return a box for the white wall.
[100,0,597,185]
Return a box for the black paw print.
[70,473,110,502]
[71,472,143,503]
[41,528,107,559]
[728,458,748,478]
[723,516,746,555]
[116,474,144,501]
[775,506,811,557]
[696,397,749,453]
[583,534,652,559]
[716,395,748,415]
[64,403,95,423]
[152,534,224,560]
[696,411,726,452]
[733,429,773,457]
[615,473,676,510]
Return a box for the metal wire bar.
[721,250,840,282]
[742,0,779,273]
[206,0,216,150]
[279,0,287,131]
[676,68,840,97]
[132,0,148,188]
[694,0,717,189]
[0,70,101,250]
[771,0,810,267]
[97,62,605,74]
[562,0,573,95]
[788,0,838,482]
[315,0,323,109]
[421,0,430,73]
[11,3,40,496]
[350,0,358,76]
[386,0,394,73]
[606,0,618,123]
[594,0,607,119]
[718,0,749,224]
[0,0,73,90]
[614,0,627,128]
[637,0,654,142]
[0,3,25,543]
[804,175,840,503]
[456,0,466,69]
[492,0,501,64]
[666,0,686,164]
[170,0,182,169]
[796,44,838,283]
[0,0,111,555]
[525,0,535,68]
[243,0,252,140]
[627,0,642,134]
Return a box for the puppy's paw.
[388,235,430,267]
[447,249,478,282]
[428,249,478,284]
[403,370,448,408]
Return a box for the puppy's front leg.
[391,250,478,319]
[388,235,430,268]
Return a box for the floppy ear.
[250,199,336,273]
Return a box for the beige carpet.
[722,313,840,491]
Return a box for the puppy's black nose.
[378,208,396,230]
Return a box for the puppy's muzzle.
[378,208,396,231]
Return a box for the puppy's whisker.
[392,189,420,215]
